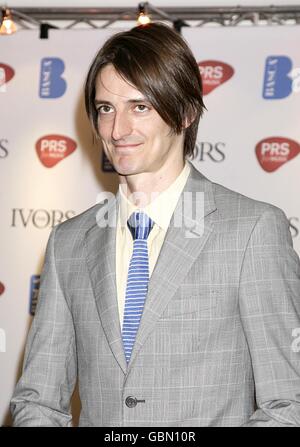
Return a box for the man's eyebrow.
[94,100,110,106]
[94,98,150,106]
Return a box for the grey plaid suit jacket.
[11,163,300,426]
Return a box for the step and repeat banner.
[0,26,299,425]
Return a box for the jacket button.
[125,396,137,408]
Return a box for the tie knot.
[127,211,154,240]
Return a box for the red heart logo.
[35,134,77,168]
[255,137,300,172]
[0,282,5,295]
[0,63,15,84]
[198,61,234,95]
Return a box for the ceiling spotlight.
[0,7,17,35]
[137,2,151,26]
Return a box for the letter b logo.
[39,58,67,98]
[263,56,293,99]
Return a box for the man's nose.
[111,111,132,141]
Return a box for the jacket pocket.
[161,285,218,319]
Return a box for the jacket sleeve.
[10,225,77,427]
[238,206,300,427]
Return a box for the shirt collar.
[119,161,191,232]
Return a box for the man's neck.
[119,160,186,207]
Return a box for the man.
[11,23,300,427]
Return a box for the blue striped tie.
[122,211,154,363]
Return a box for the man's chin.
[112,159,141,176]
[116,167,139,176]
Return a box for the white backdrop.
[0,25,299,425]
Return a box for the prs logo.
[35,134,77,167]
[198,61,234,95]
[0,282,5,295]
[255,137,300,172]
[0,63,14,92]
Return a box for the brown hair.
[84,22,206,158]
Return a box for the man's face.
[94,64,185,177]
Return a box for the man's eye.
[98,105,112,114]
[135,104,149,112]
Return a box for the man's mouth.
[114,143,143,154]
[115,143,142,148]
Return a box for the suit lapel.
[85,192,127,374]
[127,164,217,369]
